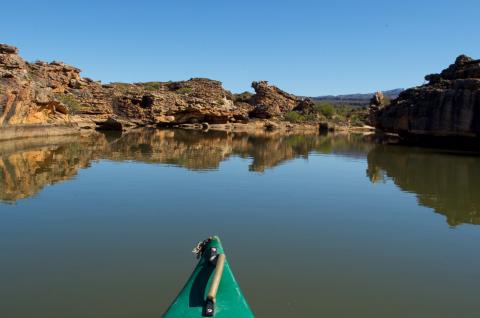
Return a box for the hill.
[311,88,404,107]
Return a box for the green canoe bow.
[163,236,254,318]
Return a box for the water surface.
[1,129,479,318]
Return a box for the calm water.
[1,129,480,318]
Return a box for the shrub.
[313,102,335,119]
[55,94,82,113]
[303,113,317,122]
[334,104,353,117]
[142,82,163,91]
[176,87,193,95]
[285,111,305,123]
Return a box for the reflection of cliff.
[0,135,106,202]
[233,133,373,172]
[367,145,480,226]
[0,129,373,202]
[238,135,311,172]
[4,129,480,227]
[106,129,233,171]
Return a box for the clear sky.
[1,0,479,96]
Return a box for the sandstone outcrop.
[0,44,259,137]
[249,81,315,119]
[0,44,75,133]
[102,78,249,127]
[370,91,385,107]
[374,55,480,141]
[1,44,327,139]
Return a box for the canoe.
[163,236,254,317]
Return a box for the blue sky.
[1,0,479,96]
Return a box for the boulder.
[249,81,313,118]
[264,120,279,131]
[293,98,315,114]
[0,44,18,54]
[96,116,138,131]
[0,44,26,73]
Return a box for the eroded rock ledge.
[0,43,327,139]
[373,54,480,144]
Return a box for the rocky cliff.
[0,44,320,139]
[0,44,75,128]
[374,55,480,142]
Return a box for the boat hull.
[163,237,254,318]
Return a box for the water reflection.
[0,136,99,202]
[367,145,480,226]
[1,128,480,227]
[0,129,373,203]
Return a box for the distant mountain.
[310,88,404,107]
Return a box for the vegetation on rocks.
[283,101,367,127]
[55,94,82,114]
[313,102,335,119]
[110,82,130,90]
[141,82,163,91]
[176,87,193,95]
[285,111,307,123]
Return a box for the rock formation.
[248,81,315,119]
[0,44,75,129]
[374,55,480,141]
[370,91,385,107]
[1,44,326,139]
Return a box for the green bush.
[313,102,335,119]
[55,94,82,113]
[176,87,193,95]
[142,82,163,91]
[285,111,306,123]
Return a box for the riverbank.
[0,43,371,141]
[0,124,80,141]
[0,118,374,141]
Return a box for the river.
[1,128,479,317]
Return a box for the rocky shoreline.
[371,54,480,146]
[0,43,371,139]
[3,42,479,147]
[0,124,80,141]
